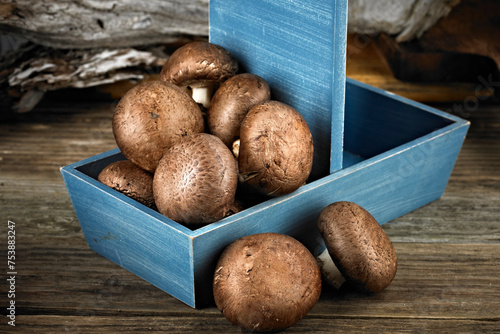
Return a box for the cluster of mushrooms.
[213,201,397,332]
[97,41,397,332]
[99,41,314,226]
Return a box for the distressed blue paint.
[62,156,196,306]
[345,80,456,159]
[61,78,469,307]
[209,0,347,180]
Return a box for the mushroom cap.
[213,233,321,332]
[97,160,155,209]
[112,80,204,173]
[160,41,238,88]
[317,201,398,294]
[153,133,238,226]
[207,73,271,147]
[238,100,314,197]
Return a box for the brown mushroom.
[97,160,155,209]
[238,101,314,197]
[153,133,238,226]
[112,80,204,173]
[207,73,271,147]
[317,201,398,294]
[213,233,321,332]
[160,41,239,108]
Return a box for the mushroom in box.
[112,80,205,173]
[99,41,315,228]
[97,160,156,210]
[153,133,239,226]
[237,100,314,198]
[207,73,271,148]
[160,41,239,109]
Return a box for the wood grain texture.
[374,33,500,83]
[0,0,210,49]
[418,0,500,71]
[372,0,500,84]
[4,241,500,332]
[0,90,498,331]
[345,34,498,103]
[347,0,460,43]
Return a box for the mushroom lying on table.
[317,201,398,293]
[213,233,321,332]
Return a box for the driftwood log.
[0,0,459,49]
[0,0,209,49]
[0,0,461,112]
[348,0,460,42]
[0,42,181,112]
[373,0,500,83]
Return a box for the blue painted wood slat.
[209,0,348,179]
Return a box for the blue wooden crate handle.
[209,0,348,179]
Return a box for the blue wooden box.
[61,0,469,308]
[60,79,469,307]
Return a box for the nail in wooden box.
[61,0,469,308]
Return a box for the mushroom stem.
[190,85,214,109]
[238,171,259,183]
[316,248,346,289]
[232,139,240,159]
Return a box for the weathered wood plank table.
[1,41,499,332]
